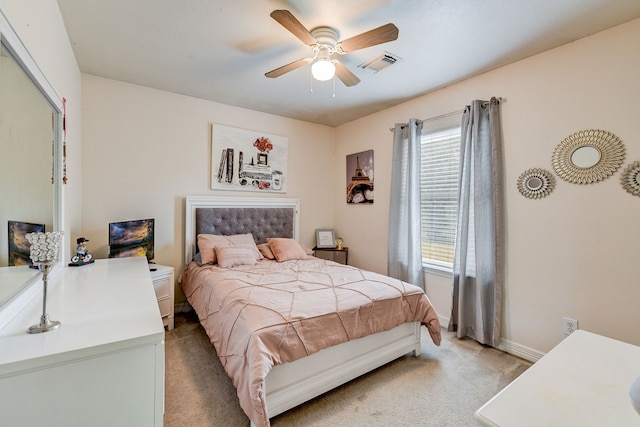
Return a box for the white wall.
[80,75,336,302]
[335,18,640,354]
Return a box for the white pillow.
[215,245,257,268]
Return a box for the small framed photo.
[315,228,336,248]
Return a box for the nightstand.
[312,246,349,265]
[150,264,174,330]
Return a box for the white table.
[475,330,640,426]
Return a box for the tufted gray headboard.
[184,196,300,265]
[195,208,294,245]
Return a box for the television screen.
[108,218,154,262]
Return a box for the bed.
[180,195,441,427]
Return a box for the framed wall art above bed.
[210,124,288,193]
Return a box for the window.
[420,126,461,273]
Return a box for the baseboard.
[438,314,449,328]
[497,338,544,362]
[438,315,544,363]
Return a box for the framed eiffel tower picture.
[346,150,374,204]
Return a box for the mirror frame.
[551,129,625,185]
[517,168,556,199]
[0,9,65,324]
[620,161,640,197]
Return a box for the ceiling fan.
[265,10,399,87]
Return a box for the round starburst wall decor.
[517,168,556,199]
[551,129,625,184]
[620,161,640,197]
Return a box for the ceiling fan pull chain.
[332,75,336,98]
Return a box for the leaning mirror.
[0,10,64,313]
[551,129,625,184]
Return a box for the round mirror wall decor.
[620,161,640,197]
[517,168,556,199]
[551,129,625,184]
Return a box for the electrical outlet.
[562,317,578,335]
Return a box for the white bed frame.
[184,196,422,425]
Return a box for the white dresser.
[0,257,165,427]
[476,330,640,426]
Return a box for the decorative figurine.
[69,237,94,266]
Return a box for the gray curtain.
[448,98,504,347]
[388,119,424,289]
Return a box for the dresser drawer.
[157,296,172,317]
[152,276,171,299]
[149,264,175,330]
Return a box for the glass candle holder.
[25,231,64,334]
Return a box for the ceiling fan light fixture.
[266,11,397,87]
[311,58,335,81]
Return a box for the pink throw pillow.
[257,243,276,260]
[267,238,308,262]
[197,233,262,264]
[299,243,314,256]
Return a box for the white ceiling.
[56,0,640,127]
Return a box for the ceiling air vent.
[358,52,402,74]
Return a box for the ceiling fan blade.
[265,58,310,78]
[270,10,317,46]
[334,62,360,87]
[337,23,399,53]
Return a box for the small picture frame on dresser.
[315,228,336,248]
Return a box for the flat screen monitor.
[108,218,154,262]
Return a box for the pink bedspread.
[181,258,441,427]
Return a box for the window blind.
[420,127,461,271]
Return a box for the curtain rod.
[389,97,505,131]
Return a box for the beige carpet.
[164,312,531,427]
